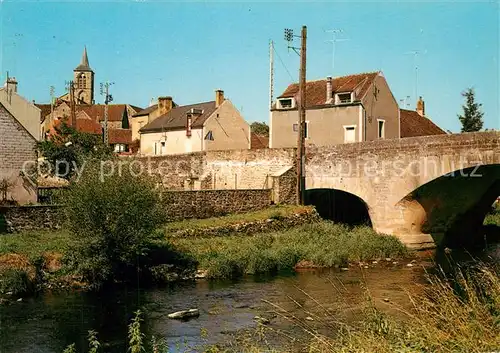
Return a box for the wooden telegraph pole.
[297,26,307,205]
[285,25,307,205]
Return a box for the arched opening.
[305,188,372,226]
[77,73,86,89]
[397,164,500,249]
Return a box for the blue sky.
[0,1,498,132]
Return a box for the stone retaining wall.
[0,205,64,233]
[0,189,274,232]
[162,189,272,221]
[167,207,320,238]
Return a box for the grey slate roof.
[140,101,217,133]
[74,46,93,72]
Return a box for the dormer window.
[277,98,295,109]
[336,92,353,104]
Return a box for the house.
[0,77,41,140]
[39,47,142,152]
[139,90,250,155]
[131,98,178,142]
[0,102,37,204]
[270,71,400,148]
[400,97,446,138]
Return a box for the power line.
[273,45,295,82]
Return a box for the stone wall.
[162,189,272,221]
[130,148,296,194]
[0,103,38,204]
[0,205,63,233]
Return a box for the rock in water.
[167,309,200,320]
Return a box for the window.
[161,141,166,147]
[278,98,293,109]
[204,130,214,141]
[292,122,309,138]
[114,144,128,153]
[337,93,352,104]
[343,125,356,143]
[377,119,385,139]
[77,74,86,89]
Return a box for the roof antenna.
[325,29,349,76]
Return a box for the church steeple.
[74,46,92,72]
[73,46,94,104]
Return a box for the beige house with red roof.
[270,71,400,148]
[139,90,250,156]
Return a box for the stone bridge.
[306,131,500,248]
[138,131,499,248]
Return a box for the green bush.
[0,269,35,296]
[64,162,166,288]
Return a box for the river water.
[1,245,498,353]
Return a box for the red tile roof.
[35,104,52,122]
[109,129,132,144]
[75,104,140,122]
[277,72,379,108]
[400,109,446,138]
[250,133,269,149]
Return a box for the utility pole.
[65,80,76,128]
[269,39,274,110]
[285,25,307,205]
[100,81,114,145]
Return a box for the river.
[1,244,498,353]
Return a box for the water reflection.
[0,266,426,353]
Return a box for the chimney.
[215,89,224,107]
[157,96,173,116]
[416,96,425,117]
[5,77,18,93]
[326,76,333,104]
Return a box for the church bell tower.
[73,46,94,105]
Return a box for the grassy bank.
[169,222,408,279]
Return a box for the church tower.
[73,46,94,105]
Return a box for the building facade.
[270,72,400,148]
[0,102,37,204]
[0,78,41,141]
[139,90,250,155]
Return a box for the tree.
[64,162,166,288]
[37,122,113,179]
[458,88,484,132]
[250,121,269,137]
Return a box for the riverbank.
[0,205,413,300]
[168,222,409,279]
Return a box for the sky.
[0,0,498,132]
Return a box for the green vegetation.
[458,87,484,132]
[63,162,178,288]
[164,205,308,232]
[0,230,70,258]
[302,263,500,353]
[37,123,112,179]
[170,222,408,279]
[484,202,500,226]
[250,121,269,137]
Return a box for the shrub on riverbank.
[63,163,171,288]
[170,222,408,279]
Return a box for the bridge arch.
[304,188,372,226]
[394,164,500,248]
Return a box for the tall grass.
[170,222,408,279]
[308,263,500,352]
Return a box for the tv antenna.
[325,29,349,74]
[405,49,426,107]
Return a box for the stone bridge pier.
[306,132,500,249]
